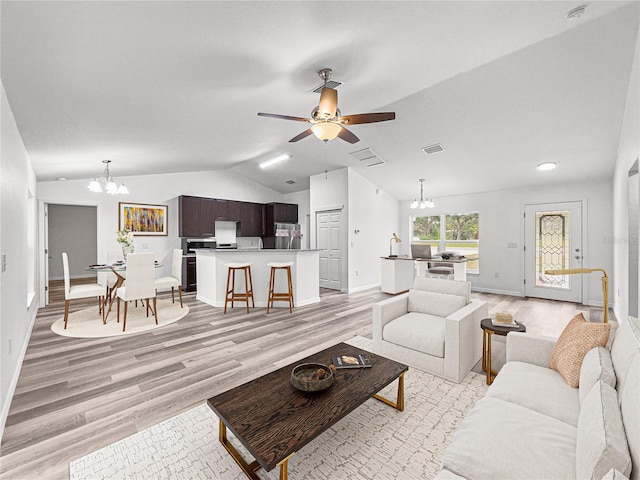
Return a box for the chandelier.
[87,160,129,194]
[410,179,434,209]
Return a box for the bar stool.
[267,262,294,313]
[224,262,254,314]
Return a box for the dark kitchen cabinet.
[267,202,298,223]
[182,256,197,292]
[237,202,264,237]
[179,196,201,237]
[213,199,228,221]
[199,198,216,237]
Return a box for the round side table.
[480,318,526,385]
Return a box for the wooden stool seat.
[224,262,254,314]
[267,262,294,313]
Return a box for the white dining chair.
[62,252,105,329]
[116,253,157,331]
[154,249,183,307]
[106,248,125,298]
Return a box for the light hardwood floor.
[0,280,610,479]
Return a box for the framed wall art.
[119,202,168,236]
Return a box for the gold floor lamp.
[545,268,609,323]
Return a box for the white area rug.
[70,336,488,479]
[52,299,189,338]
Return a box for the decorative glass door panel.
[525,202,582,303]
[535,211,570,289]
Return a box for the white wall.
[348,169,400,292]
[309,167,400,292]
[613,27,640,325]
[398,180,613,305]
[310,168,349,290]
[38,170,290,276]
[1,82,39,440]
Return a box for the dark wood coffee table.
[207,342,408,480]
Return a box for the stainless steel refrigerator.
[275,223,302,249]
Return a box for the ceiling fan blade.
[337,126,359,144]
[258,113,311,123]
[341,112,396,125]
[289,129,314,142]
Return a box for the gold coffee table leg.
[218,420,262,480]
[373,371,405,411]
[277,452,294,480]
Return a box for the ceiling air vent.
[422,144,445,155]
[311,80,342,93]
[349,148,385,167]
[285,179,296,184]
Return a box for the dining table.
[86,261,163,321]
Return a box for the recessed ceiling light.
[537,162,557,171]
[260,154,290,169]
[56,177,67,181]
[566,5,586,20]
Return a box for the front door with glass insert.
[524,201,583,302]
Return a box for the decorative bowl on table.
[291,363,334,392]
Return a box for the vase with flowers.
[116,229,134,259]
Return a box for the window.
[412,213,479,273]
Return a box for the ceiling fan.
[258,69,395,144]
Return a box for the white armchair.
[373,277,488,383]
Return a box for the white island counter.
[195,249,321,308]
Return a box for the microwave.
[182,238,216,254]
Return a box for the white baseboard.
[347,283,381,294]
[0,301,39,442]
[471,287,523,297]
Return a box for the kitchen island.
[195,249,321,308]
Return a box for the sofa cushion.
[619,357,639,480]
[579,346,617,406]
[382,312,446,357]
[408,289,466,318]
[486,361,580,426]
[610,321,640,397]
[442,397,577,480]
[577,381,632,480]
[412,276,470,303]
[549,313,611,387]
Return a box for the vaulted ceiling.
[1,1,638,199]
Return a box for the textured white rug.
[51,299,189,338]
[70,337,488,479]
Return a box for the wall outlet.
[494,272,499,278]
[142,243,149,249]
[8,338,12,355]
[355,270,359,276]
[507,242,518,248]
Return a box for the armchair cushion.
[383,312,446,358]
[408,289,466,318]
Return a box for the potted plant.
[116,229,134,259]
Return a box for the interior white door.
[316,210,342,290]
[524,201,583,302]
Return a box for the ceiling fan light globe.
[311,122,341,142]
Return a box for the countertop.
[193,248,324,253]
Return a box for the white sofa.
[373,277,488,383]
[435,319,640,480]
